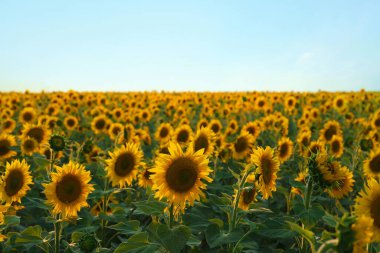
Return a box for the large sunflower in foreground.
[0,159,33,204]
[43,161,94,218]
[355,179,380,242]
[251,146,280,199]
[105,142,143,188]
[150,142,213,210]
[363,148,380,177]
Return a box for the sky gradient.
[0,0,379,92]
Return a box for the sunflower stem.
[168,203,174,229]
[54,217,60,253]
[304,177,313,210]
[230,167,252,232]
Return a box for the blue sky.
[0,0,379,91]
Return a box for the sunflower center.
[56,174,82,203]
[0,139,11,156]
[114,152,135,177]
[27,127,44,143]
[247,126,256,135]
[160,146,170,154]
[370,195,380,228]
[324,126,337,141]
[234,137,248,153]
[336,99,343,107]
[242,188,255,204]
[112,126,121,135]
[23,139,36,151]
[95,119,106,130]
[4,120,12,129]
[258,101,265,107]
[331,140,340,153]
[194,134,209,153]
[177,130,189,143]
[279,143,289,158]
[143,170,153,180]
[4,169,24,197]
[375,118,380,127]
[23,112,33,122]
[262,157,273,185]
[211,123,220,133]
[369,154,380,173]
[166,157,198,193]
[159,127,169,138]
[67,119,75,127]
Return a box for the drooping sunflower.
[329,134,344,158]
[91,115,109,134]
[0,159,33,204]
[43,161,94,218]
[355,179,380,242]
[21,124,50,147]
[21,137,39,155]
[326,166,354,199]
[320,120,342,143]
[155,123,173,144]
[251,146,280,199]
[105,142,143,188]
[277,137,293,163]
[0,134,17,160]
[64,115,78,130]
[236,186,258,210]
[189,127,215,157]
[150,142,213,211]
[232,131,254,160]
[172,124,193,146]
[363,148,380,177]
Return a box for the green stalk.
[54,219,60,253]
[304,177,313,210]
[168,204,174,229]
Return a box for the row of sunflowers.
[0,90,379,252]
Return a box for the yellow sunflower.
[138,166,154,188]
[150,142,213,211]
[105,142,143,188]
[326,166,354,199]
[64,115,78,130]
[43,161,94,218]
[251,146,280,199]
[209,119,223,135]
[108,122,124,141]
[232,131,254,160]
[352,215,374,252]
[0,134,17,160]
[172,124,193,146]
[320,120,342,143]
[21,123,50,147]
[19,107,37,124]
[21,137,39,155]
[189,127,215,157]
[236,186,258,210]
[363,148,380,177]
[277,137,293,163]
[242,122,261,140]
[155,123,173,144]
[91,115,109,134]
[1,118,16,133]
[0,159,33,204]
[329,135,344,158]
[355,179,380,242]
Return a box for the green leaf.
[153,224,191,253]
[33,156,50,168]
[205,223,244,248]
[286,221,316,253]
[106,220,141,235]
[208,218,224,228]
[71,231,85,243]
[114,232,160,253]
[322,214,339,228]
[133,200,166,216]
[3,215,20,227]
[258,219,297,239]
[299,204,325,228]
[7,225,43,247]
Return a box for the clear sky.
[0,0,379,92]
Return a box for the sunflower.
[363,148,380,177]
[172,124,193,146]
[333,95,347,112]
[138,166,153,188]
[0,134,17,160]
[232,131,254,160]
[371,114,380,130]
[21,124,50,147]
[251,146,280,199]
[91,115,109,134]
[19,107,37,124]
[155,123,173,144]
[352,216,374,252]
[236,186,258,210]
[21,137,39,155]
[150,142,213,211]
[320,120,342,143]
[189,127,215,157]
[277,137,293,163]
[196,119,208,130]
[108,122,124,141]
[297,130,311,151]
[329,135,344,158]
[227,119,239,135]
[43,161,94,218]
[316,151,344,182]
[305,140,326,157]
[209,119,223,135]
[355,179,380,242]
[1,118,16,133]
[0,159,33,204]
[105,142,143,188]
[64,115,78,130]
[242,122,261,140]
[326,166,354,199]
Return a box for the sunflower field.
[0,90,380,253]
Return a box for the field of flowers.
[0,90,379,253]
